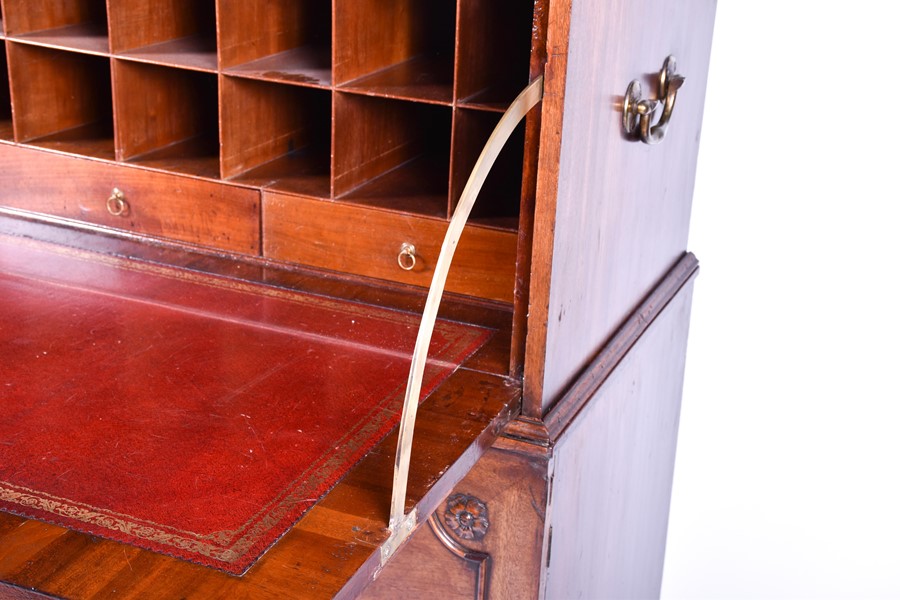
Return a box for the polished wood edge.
[500,252,699,448]
[0,581,58,600]
[490,433,551,458]
[509,0,551,377]
[522,0,574,417]
[542,252,699,441]
[500,417,552,450]
[0,208,514,331]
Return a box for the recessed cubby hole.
[219,0,331,88]
[8,43,113,159]
[1,44,12,140]
[451,109,525,230]
[113,61,219,179]
[456,0,534,110]
[4,0,109,55]
[334,93,451,218]
[110,0,217,72]
[221,76,331,198]
[334,0,456,104]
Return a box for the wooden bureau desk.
[0,0,716,597]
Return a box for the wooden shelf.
[221,76,331,196]
[223,46,332,88]
[339,56,454,105]
[219,0,331,87]
[456,0,533,109]
[113,61,219,178]
[109,0,216,72]
[26,121,116,161]
[117,36,217,73]
[4,0,109,54]
[10,22,109,55]
[0,0,539,278]
[334,0,455,103]
[7,44,114,160]
[339,156,450,218]
[229,151,331,199]
[334,93,451,218]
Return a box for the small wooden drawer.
[0,143,260,254]
[263,192,517,304]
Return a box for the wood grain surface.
[0,143,259,254]
[525,0,716,413]
[544,280,695,599]
[263,192,518,305]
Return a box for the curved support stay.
[380,76,544,564]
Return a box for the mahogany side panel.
[543,281,695,599]
[525,0,716,412]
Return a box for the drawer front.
[0,143,260,254]
[263,192,517,304]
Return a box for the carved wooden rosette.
[443,493,490,541]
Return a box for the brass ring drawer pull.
[398,243,417,271]
[106,188,129,216]
[623,55,685,145]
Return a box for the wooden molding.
[505,252,699,447]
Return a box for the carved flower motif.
[444,493,489,541]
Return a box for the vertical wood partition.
[0,43,11,141]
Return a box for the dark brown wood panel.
[525,0,716,412]
[0,143,259,254]
[545,280,695,598]
[263,192,518,305]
